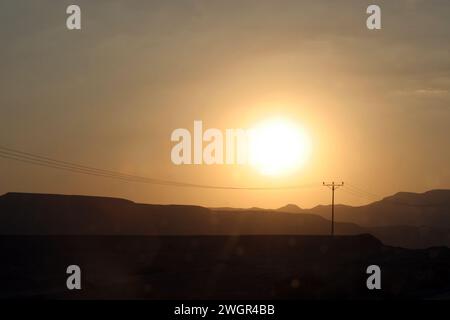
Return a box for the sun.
[248,118,311,176]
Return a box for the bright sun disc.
[248,119,311,176]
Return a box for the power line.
[0,148,188,186]
[0,146,150,180]
[0,145,317,191]
[2,145,443,206]
[342,186,377,202]
[346,183,381,200]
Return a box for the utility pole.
[323,181,344,236]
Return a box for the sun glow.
[248,118,312,176]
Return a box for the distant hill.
[308,189,450,227]
[1,192,450,249]
[277,204,303,213]
[0,192,362,236]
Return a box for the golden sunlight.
[248,118,312,176]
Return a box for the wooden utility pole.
[323,181,344,236]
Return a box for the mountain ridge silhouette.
[1,190,450,248]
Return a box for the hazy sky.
[0,0,449,208]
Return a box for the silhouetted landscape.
[1,191,450,299]
[1,0,449,308]
[2,191,450,248]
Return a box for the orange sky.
[0,1,449,208]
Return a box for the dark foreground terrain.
[1,235,450,299]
